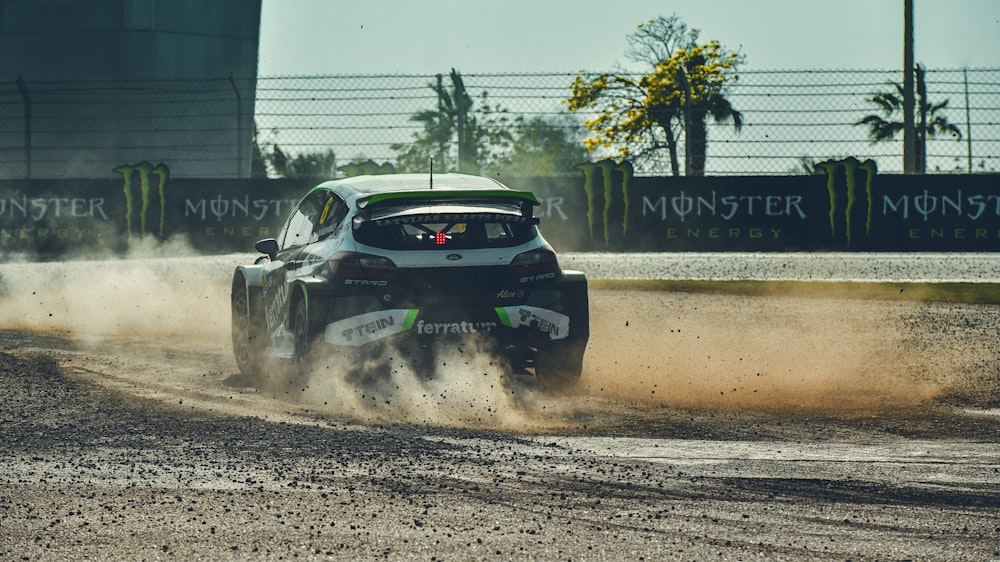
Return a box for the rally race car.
[230,173,589,389]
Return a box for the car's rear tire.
[535,346,585,391]
[231,283,263,382]
[535,274,589,391]
[291,297,318,386]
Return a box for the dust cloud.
[0,238,233,345]
[289,339,568,431]
[0,246,570,431]
[1,250,984,429]
[580,288,946,415]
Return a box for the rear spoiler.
[357,189,540,218]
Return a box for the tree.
[253,126,338,179]
[392,69,514,174]
[566,15,742,176]
[855,64,961,173]
[338,158,395,177]
[394,70,589,176]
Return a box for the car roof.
[307,173,538,209]
[321,173,503,195]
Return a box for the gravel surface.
[1,253,998,561]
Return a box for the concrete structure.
[0,0,262,179]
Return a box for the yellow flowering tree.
[567,16,742,176]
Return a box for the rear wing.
[356,189,540,219]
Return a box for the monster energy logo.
[815,157,877,246]
[114,161,170,238]
[575,159,633,247]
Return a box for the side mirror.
[254,238,279,260]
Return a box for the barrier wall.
[1,161,998,259]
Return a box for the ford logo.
[446,253,463,261]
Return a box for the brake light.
[511,246,559,274]
[327,251,397,279]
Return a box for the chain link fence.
[0,76,254,179]
[2,69,997,178]
[255,68,1000,176]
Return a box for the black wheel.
[291,297,317,383]
[231,283,263,381]
[535,347,585,391]
[536,275,589,391]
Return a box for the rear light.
[327,251,397,279]
[511,246,559,274]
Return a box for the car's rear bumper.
[300,270,589,374]
[321,305,571,348]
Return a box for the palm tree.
[683,53,743,176]
[856,64,961,173]
[394,71,465,172]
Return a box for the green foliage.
[392,69,514,174]
[254,126,338,179]
[268,145,337,179]
[566,15,742,176]
[338,159,396,177]
[484,115,590,177]
[393,69,587,176]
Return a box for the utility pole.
[902,0,917,174]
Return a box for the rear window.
[354,209,538,250]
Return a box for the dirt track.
[1,257,999,560]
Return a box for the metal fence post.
[15,76,31,179]
[964,67,973,173]
[902,0,917,174]
[229,74,244,178]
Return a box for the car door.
[260,190,327,338]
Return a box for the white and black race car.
[231,173,589,389]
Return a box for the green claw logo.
[114,162,170,238]
[575,159,633,247]
[815,157,877,246]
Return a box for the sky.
[257,0,1000,76]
